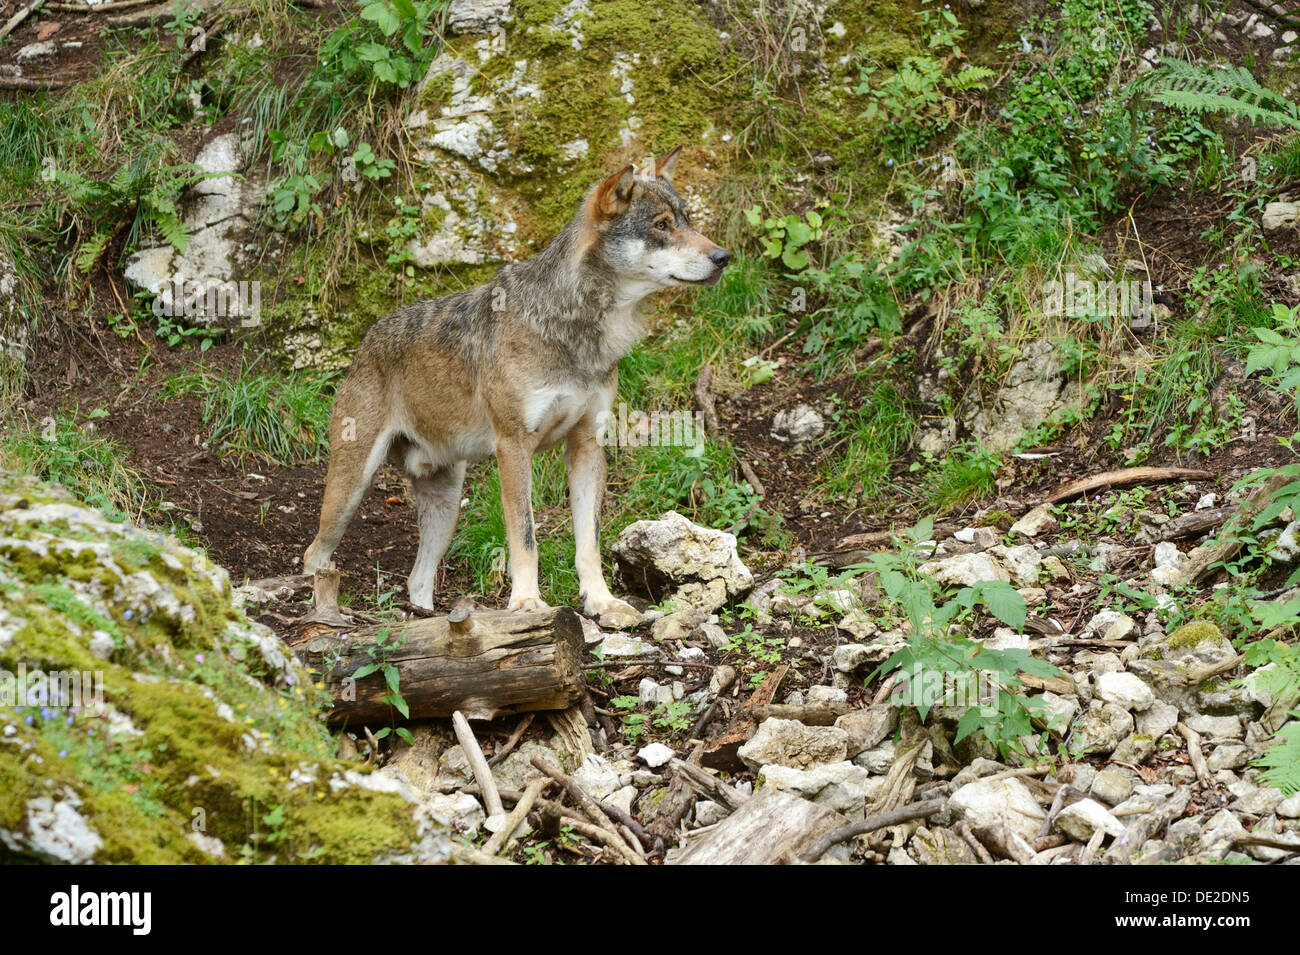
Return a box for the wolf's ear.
[655,145,682,184]
[595,165,636,219]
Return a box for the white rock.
[738,718,849,771]
[1263,201,1300,231]
[1055,798,1126,841]
[988,544,1042,586]
[1135,699,1179,739]
[770,404,825,444]
[637,742,674,768]
[918,552,1009,587]
[1085,609,1137,641]
[1094,671,1156,712]
[949,777,1046,842]
[1010,503,1059,538]
[759,761,879,819]
[613,512,753,612]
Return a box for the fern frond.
[1128,59,1300,129]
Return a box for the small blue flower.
[124,609,133,620]
[59,750,68,759]
[66,714,74,726]
[24,715,33,726]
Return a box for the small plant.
[744,206,824,271]
[848,520,1065,758]
[350,627,414,744]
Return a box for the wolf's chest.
[522,381,614,448]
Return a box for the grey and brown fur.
[303,147,730,624]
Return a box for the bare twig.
[1176,723,1212,788]
[453,710,506,832]
[487,712,535,767]
[483,778,547,856]
[799,797,947,863]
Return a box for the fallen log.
[667,787,851,865]
[1160,505,1236,541]
[1045,466,1213,505]
[288,606,586,724]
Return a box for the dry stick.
[669,757,748,812]
[978,822,1035,864]
[1037,784,1075,842]
[0,76,70,90]
[955,819,994,864]
[453,710,507,832]
[1230,833,1300,855]
[487,712,535,768]
[0,0,45,41]
[800,797,947,863]
[529,754,644,862]
[1176,723,1212,788]
[483,778,547,856]
[537,812,643,865]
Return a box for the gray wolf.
[303,147,730,626]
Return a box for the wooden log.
[1175,471,1295,584]
[288,607,586,724]
[667,787,850,865]
[1046,466,1213,505]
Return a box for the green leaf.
[977,581,1027,631]
[352,663,381,680]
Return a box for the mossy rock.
[0,474,454,864]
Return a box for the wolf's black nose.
[710,248,732,268]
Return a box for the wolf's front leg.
[566,421,641,629]
[496,436,548,611]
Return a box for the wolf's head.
[585,146,731,293]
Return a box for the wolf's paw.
[587,596,642,630]
[508,595,550,612]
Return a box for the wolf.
[303,146,730,626]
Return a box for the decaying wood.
[1172,653,1244,686]
[289,606,585,724]
[1229,833,1300,856]
[976,821,1035,863]
[1176,723,1212,788]
[1160,506,1237,541]
[1176,471,1295,584]
[798,797,948,863]
[1103,789,1191,865]
[955,820,995,864]
[670,757,749,812]
[668,787,852,865]
[645,761,698,846]
[701,664,787,770]
[1045,467,1214,505]
[749,702,853,725]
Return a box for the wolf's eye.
[655,220,670,231]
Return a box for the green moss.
[0,474,440,864]
[976,509,1014,531]
[1167,621,1224,649]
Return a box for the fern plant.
[54,157,222,273]
[1126,59,1300,130]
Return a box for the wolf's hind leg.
[407,460,467,610]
